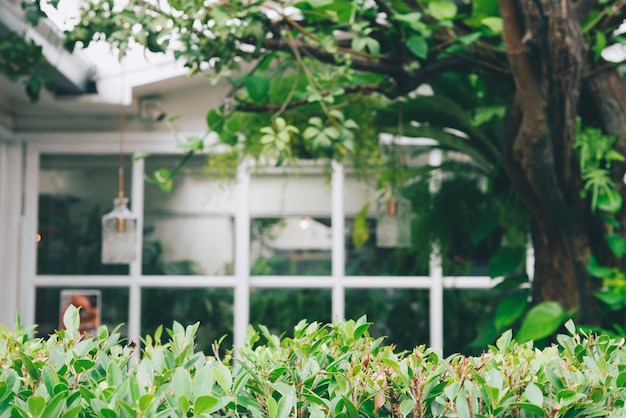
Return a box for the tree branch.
[234,83,386,112]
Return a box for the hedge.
[1,305,626,417]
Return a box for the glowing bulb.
[36,233,42,242]
[299,217,310,230]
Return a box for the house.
[0,0,510,354]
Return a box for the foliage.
[8,0,626,349]
[0,0,57,101]
[4,309,626,417]
[574,121,624,212]
[0,33,52,101]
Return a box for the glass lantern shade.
[376,194,412,248]
[101,197,138,264]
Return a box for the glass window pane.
[38,155,132,275]
[143,156,235,275]
[344,177,429,276]
[35,287,129,337]
[345,218,429,276]
[345,288,429,351]
[443,289,500,356]
[250,288,331,336]
[251,217,331,275]
[141,288,233,353]
[249,172,332,276]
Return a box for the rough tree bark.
[499,0,626,323]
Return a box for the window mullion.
[234,160,251,351]
[128,154,145,348]
[331,160,345,322]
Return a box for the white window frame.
[18,132,521,352]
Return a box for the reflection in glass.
[38,155,132,275]
[250,288,331,336]
[345,289,429,352]
[345,218,428,276]
[141,288,233,354]
[345,175,504,277]
[143,156,235,276]
[35,287,129,338]
[250,217,331,276]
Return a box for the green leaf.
[457,32,482,45]
[25,76,43,102]
[525,382,544,407]
[488,246,525,278]
[173,368,192,400]
[341,396,359,418]
[597,189,622,213]
[245,75,270,103]
[63,305,80,336]
[428,1,458,20]
[587,255,614,278]
[304,0,333,7]
[42,365,59,397]
[406,35,428,59]
[139,394,154,412]
[494,293,528,331]
[595,31,607,61]
[493,274,530,292]
[193,365,214,399]
[399,399,413,416]
[352,203,370,249]
[513,402,545,415]
[516,301,565,343]
[20,353,39,381]
[214,363,232,392]
[41,392,65,418]
[277,386,296,418]
[363,37,380,55]
[74,359,95,373]
[178,395,190,414]
[61,405,82,418]
[136,358,154,389]
[28,396,45,418]
[194,396,218,416]
[481,17,503,34]
[106,361,123,387]
[595,291,624,309]
[267,396,278,418]
[606,234,626,257]
[455,390,470,418]
[472,0,500,18]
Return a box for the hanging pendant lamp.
[376,191,412,248]
[101,72,138,264]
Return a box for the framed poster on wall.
[59,289,101,335]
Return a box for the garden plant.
[2,305,626,417]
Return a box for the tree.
[59,0,626,324]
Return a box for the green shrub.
[2,307,626,417]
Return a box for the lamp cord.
[118,66,125,200]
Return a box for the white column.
[20,145,39,327]
[331,161,345,322]
[128,155,145,347]
[0,141,22,327]
[233,161,251,350]
[428,150,443,351]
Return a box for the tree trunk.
[498,0,617,323]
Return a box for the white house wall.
[0,140,23,327]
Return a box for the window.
[24,141,510,355]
